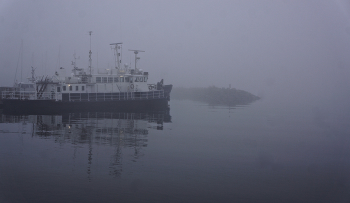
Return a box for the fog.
[1,0,350,108]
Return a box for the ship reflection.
[0,109,171,178]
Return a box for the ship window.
[96,77,101,83]
[120,77,124,82]
[102,77,107,83]
[108,77,113,83]
[76,86,79,91]
[114,77,119,82]
[125,77,129,82]
[57,87,61,92]
[135,77,139,82]
[63,86,66,91]
[69,86,72,91]
[139,77,143,82]
[82,86,85,91]
[144,77,148,82]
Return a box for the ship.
[1,38,172,113]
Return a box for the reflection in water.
[0,109,171,179]
[1,101,350,202]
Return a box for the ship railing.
[2,91,36,100]
[37,92,59,100]
[65,90,165,102]
[1,91,59,100]
[2,90,165,102]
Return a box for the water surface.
[0,99,350,203]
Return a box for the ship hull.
[2,98,169,115]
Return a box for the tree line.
[171,86,260,106]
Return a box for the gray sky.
[1,0,350,107]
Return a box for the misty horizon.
[1,1,350,202]
[1,0,350,108]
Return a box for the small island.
[171,86,260,106]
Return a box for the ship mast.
[88,31,92,75]
[110,43,123,69]
[128,49,145,72]
[29,66,36,83]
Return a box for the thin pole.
[14,40,23,84]
[89,31,92,75]
[20,40,23,82]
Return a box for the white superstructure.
[2,41,167,103]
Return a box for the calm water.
[1,99,350,203]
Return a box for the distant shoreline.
[171,86,260,106]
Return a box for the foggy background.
[1,0,350,109]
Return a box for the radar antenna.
[128,49,145,71]
[110,43,123,69]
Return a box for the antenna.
[20,40,23,82]
[88,31,93,75]
[71,52,80,69]
[110,43,123,69]
[45,51,47,76]
[58,45,61,69]
[128,49,145,71]
[14,40,23,84]
[29,66,36,82]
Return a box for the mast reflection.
[0,108,171,178]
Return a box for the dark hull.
[2,98,169,115]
